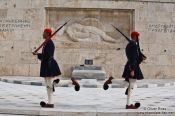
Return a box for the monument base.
[72,66,106,80]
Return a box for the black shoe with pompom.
[103,76,113,90]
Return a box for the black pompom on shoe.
[126,102,140,109]
[40,101,46,107]
[135,102,141,108]
[103,76,113,90]
[71,77,80,91]
[103,84,109,90]
[75,85,80,91]
[40,101,54,108]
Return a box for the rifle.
[33,20,70,54]
[111,24,131,42]
[112,24,147,64]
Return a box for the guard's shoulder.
[129,40,136,44]
[126,41,137,50]
[45,40,54,48]
[128,41,137,46]
[47,40,54,45]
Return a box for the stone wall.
[0,0,175,79]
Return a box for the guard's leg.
[120,80,130,95]
[46,77,54,104]
[40,77,54,108]
[53,78,60,92]
[71,77,80,91]
[103,73,114,90]
[127,79,136,105]
[123,78,129,95]
[126,78,140,109]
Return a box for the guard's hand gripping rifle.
[111,25,147,64]
[33,20,70,54]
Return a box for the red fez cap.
[44,28,52,34]
[131,31,140,37]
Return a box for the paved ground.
[0,78,174,116]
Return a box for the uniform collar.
[131,39,137,44]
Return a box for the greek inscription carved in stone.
[148,23,175,33]
[0,18,31,32]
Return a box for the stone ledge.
[0,107,173,116]
[72,68,106,80]
[0,77,175,88]
[73,66,102,70]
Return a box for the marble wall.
[0,0,175,79]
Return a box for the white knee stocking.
[127,79,136,105]
[45,77,54,104]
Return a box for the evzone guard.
[33,25,80,108]
[104,26,146,109]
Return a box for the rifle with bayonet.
[33,20,70,54]
[112,24,147,64]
